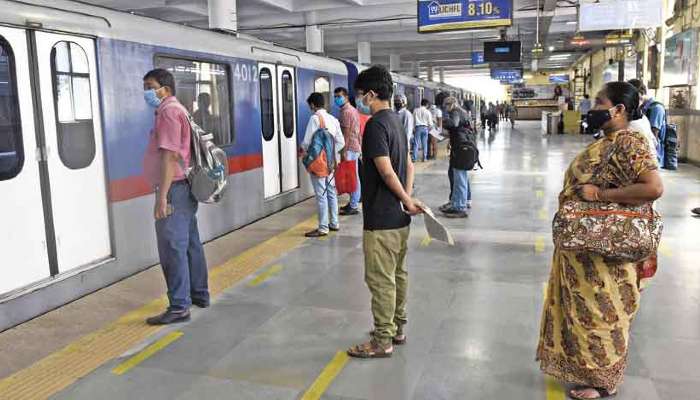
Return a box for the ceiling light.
[548,46,555,51]
[566,21,577,25]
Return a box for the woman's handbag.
[553,200,663,262]
[552,132,663,262]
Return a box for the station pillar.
[358,41,371,65]
[390,54,401,72]
[305,25,324,54]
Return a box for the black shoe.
[329,226,340,232]
[192,298,210,308]
[692,207,700,216]
[439,202,452,212]
[305,229,328,238]
[443,208,468,218]
[339,207,359,216]
[146,309,191,325]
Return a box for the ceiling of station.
[80,0,605,78]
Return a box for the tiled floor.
[51,121,700,399]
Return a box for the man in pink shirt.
[334,87,362,215]
[142,69,209,325]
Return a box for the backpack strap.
[316,112,326,130]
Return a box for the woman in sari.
[536,82,664,399]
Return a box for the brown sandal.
[368,330,407,345]
[347,340,393,359]
[569,387,617,399]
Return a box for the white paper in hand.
[415,202,455,245]
[429,129,447,141]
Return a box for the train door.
[258,63,280,198]
[34,32,111,274]
[418,87,425,103]
[0,26,51,294]
[258,63,298,198]
[277,66,298,192]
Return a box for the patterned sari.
[536,129,658,391]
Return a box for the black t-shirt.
[361,109,412,231]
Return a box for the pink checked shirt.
[142,96,191,186]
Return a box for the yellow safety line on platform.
[0,216,317,400]
[538,208,549,221]
[112,331,183,376]
[535,236,546,253]
[247,264,284,287]
[420,235,432,247]
[658,242,673,258]
[300,351,349,400]
[536,190,545,199]
[545,376,566,400]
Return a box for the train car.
[0,0,352,330]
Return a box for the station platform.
[1,121,699,400]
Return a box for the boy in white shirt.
[412,99,434,162]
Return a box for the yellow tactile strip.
[0,217,317,400]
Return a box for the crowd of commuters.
[139,65,677,400]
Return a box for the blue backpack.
[302,114,336,177]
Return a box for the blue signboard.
[418,0,513,33]
[471,51,485,65]
[491,68,522,83]
[549,74,570,84]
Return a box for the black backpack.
[451,135,482,171]
[645,101,679,170]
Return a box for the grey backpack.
[165,103,229,203]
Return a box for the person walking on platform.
[346,65,421,359]
[301,93,345,238]
[412,99,434,162]
[537,82,664,400]
[142,68,209,325]
[394,94,414,156]
[627,79,659,164]
[335,87,362,216]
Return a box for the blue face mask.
[356,94,372,115]
[144,89,162,108]
[334,96,346,108]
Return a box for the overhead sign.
[418,0,513,33]
[491,68,522,83]
[471,51,485,65]
[579,0,663,32]
[549,74,570,84]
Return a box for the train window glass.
[314,76,330,109]
[259,68,274,141]
[0,36,24,181]
[50,41,96,170]
[155,56,233,146]
[281,71,294,138]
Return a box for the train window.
[281,71,294,138]
[50,41,96,170]
[155,56,233,146]
[259,68,274,141]
[314,76,330,109]
[405,89,416,111]
[0,36,23,181]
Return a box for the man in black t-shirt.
[346,66,421,359]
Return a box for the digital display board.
[549,74,570,83]
[471,51,485,65]
[418,0,513,33]
[491,68,522,83]
[483,41,521,62]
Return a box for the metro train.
[0,0,479,330]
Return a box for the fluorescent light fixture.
[566,21,578,25]
[548,46,555,51]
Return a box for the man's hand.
[403,198,423,216]
[154,197,170,220]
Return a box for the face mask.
[586,107,614,132]
[394,102,403,110]
[334,96,346,108]
[144,89,161,108]
[357,94,372,115]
